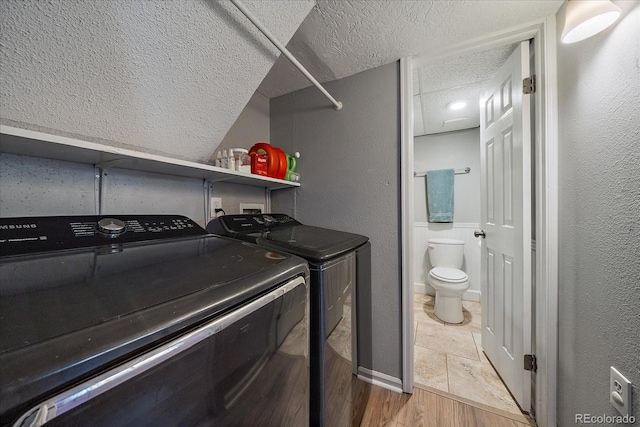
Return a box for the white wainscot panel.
[413,222,481,301]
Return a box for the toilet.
[427,238,470,324]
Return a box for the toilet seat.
[429,267,468,283]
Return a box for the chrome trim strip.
[14,276,306,427]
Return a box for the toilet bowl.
[426,239,470,324]
[428,267,470,323]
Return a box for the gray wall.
[556,2,640,425]
[271,62,402,379]
[413,128,481,223]
[217,91,271,154]
[0,153,269,226]
[0,154,96,217]
[212,182,267,215]
[0,153,207,224]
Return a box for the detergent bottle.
[286,152,301,181]
[249,143,272,176]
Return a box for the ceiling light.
[562,0,622,44]
[443,117,468,127]
[447,101,467,110]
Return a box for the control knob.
[97,218,127,236]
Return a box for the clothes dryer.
[207,213,371,427]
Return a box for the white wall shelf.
[0,125,300,190]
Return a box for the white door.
[479,41,532,410]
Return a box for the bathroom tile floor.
[413,293,524,416]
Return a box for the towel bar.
[413,167,470,177]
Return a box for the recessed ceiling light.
[448,101,467,110]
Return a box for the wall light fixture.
[562,0,622,44]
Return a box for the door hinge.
[524,354,537,372]
[523,75,536,94]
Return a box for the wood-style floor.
[358,385,534,427]
[225,316,534,426]
[325,345,535,427]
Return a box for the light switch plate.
[610,366,633,417]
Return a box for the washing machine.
[207,213,371,427]
[0,214,309,426]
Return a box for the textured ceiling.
[414,44,518,136]
[258,0,563,99]
[0,0,313,162]
[0,0,564,163]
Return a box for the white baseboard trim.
[463,289,481,302]
[357,367,403,394]
[413,282,431,294]
[413,282,480,302]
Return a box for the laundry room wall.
[0,152,269,226]
[270,62,402,384]
[413,128,481,300]
[0,0,301,224]
[0,154,97,217]
[0,92,275,223]
[0,0,312,162]
[556,1,640,425]
[216,91,271,153]
[207,90,273,216]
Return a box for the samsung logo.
[0,224,37,230]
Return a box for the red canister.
[249,143,272,176]
[249,143,288,178]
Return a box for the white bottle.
[227,148,235,170]
[235,148,251,173]
[221,150,228,169]
[215,151,222,168]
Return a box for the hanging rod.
[230,0,343,111]
[413,167,471,177]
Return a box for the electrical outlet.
[210,197,222,217]
[610,366,633,417]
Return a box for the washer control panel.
[0,215,207,256]
[210,213,300,235]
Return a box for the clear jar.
[232,148,251,173]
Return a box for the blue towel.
[426,169,454,222]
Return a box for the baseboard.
[413,282,432,295]
[463,289,481,302]
[413,282,480,302]
[357,367,403,393]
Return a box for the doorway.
[399,18,560,427]
[410,42,528,418]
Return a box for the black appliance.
[206,213,371,427]
[0,215,308,427]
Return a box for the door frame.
[400,16,558,427]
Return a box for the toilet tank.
[427,238,464,268]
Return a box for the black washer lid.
[257,225,369,262]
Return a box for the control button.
[97,218,127,235]
[263,215,275,223]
